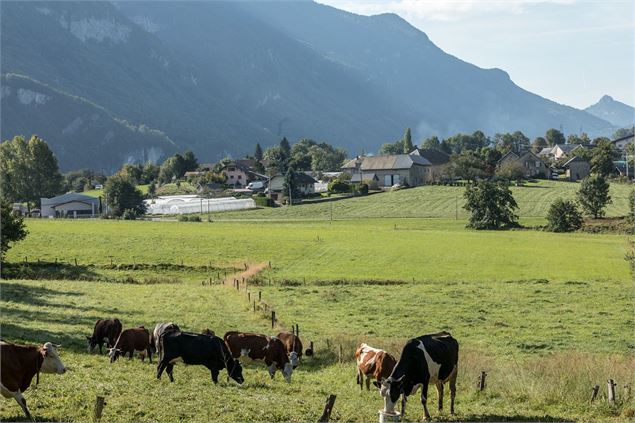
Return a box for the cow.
[355,343,397,391]
[276,331,302,368]
[108,327,152,363]
[157,331,244,384]
[377,332,459,420]
[86,318,122,354]
[0,341,66,420]
[224,331,293,382]
[151,322,180,357]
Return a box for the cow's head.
[227,358,244,384]
[86,336,97,353]
[40,343,66,374]
[289,351,299,369]
[108,348,122,363]
[376,375,405,414]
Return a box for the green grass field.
[209,180,633,221]
[2,197,634,421]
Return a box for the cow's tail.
[158,332,165,362]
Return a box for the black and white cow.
[151,322,180,356]
[377,332,458,420]
[157,331,244,385]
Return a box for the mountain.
[584,95,635,128]
[1,0,617,170]
[1,74,176,172]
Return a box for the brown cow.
[109,327,152,363]
[276,331,302,368]
[0,341,66,420]
[355,343,397,390]
[224,331,293,382]
[87,318,122,354]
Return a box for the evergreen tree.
[403,128,413,153]
[182,150,199,172]
[255,143,263,163]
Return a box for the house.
[611,134,634,151]
[341,154,431,187]
[551,144,585,160]
[40,193,101,218]
[563,156,590,181]
[410,148,451,182]
[220,159,267,187]
[498,151,550,178]
[267,173,317,203]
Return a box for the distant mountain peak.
[585,95,634,128]
[599,94,615,102]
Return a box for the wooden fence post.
[248,292,251,302]
[608,379,616,403]
[478,371,487,391]
[338,344,343,363]
[591,384,600,402]
[93,395,106,422]
[253,301,256,313]
[259,291,262,301]
[318,394,336,423]
[271,311,276,329]
[74,258,78,266]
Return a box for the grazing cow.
[224,331,293,382]
[151,322,180,357]
[86,318,122,354]
[378,332,459,420]
[0,341,66,420]
[157,331,244,384]
[355,343,397,391]
[276,331,302,368]
[109,327,152,363]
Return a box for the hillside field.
[1,210,634,421]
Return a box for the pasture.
[2,207,634,421]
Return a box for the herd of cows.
[1,316,459,421]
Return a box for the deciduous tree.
[546,199,582,232]
[577,174,611,219]
[464,180,518,229]
[1,202,27,260]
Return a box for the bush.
[254,196,274,207]
[121,209,138,220]
[328,179,350,194]
[546,199,582,232]
[628,189,635,225]
[1,202,27,260]
[358,183,369,195]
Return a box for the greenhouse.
[145,195,256,215]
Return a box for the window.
[384,175,392,186]
[393,174,400,185]
[535,161,540,168]
[230,175,234,179]
[238,175,242,179]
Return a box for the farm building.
[40,193,100,218]
[341,154,431,187]
[498,151,550,178]
[219,159,267,187]
[268,173,317,202]
[563,156,590,181]
[410,148,451,182]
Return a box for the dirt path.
[223,262,269,285]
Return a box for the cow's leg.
[129,350,133,360]
[157,359,169,380]
[14,391,32,421]
[98,342,103,355]
[449,369,457,416]
[421,383,431,420]
[166,364,175,382]
[211,368,220,384]
[147,347,153,363]
[356,368,362,389]
[436,382,444,412]
[365,376,371,391]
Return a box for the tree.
[545,128,566,146]
[546,199,582,232]
[119,164,143,185]
[147,180,157,199]
[379,140,404,155]
[577,174,612,219]
[254,143,263,163]
[612,126,634,139]
[531,137,548,153]
[464,180,519,230]
[495,161,525,182]
[158,154,187,184]
[182,150,198,172]
[282,167,300,202]
[421,136,441,150]
[448,152,487,181]
[309,144,347,172]
[280,137,291,160]
[104,174,147,218]
[0,135,62,210]
[290,139,316,170]
[403,128,413,153]
[1,202,27,261]
[590,139,615,176]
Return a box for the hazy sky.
[318,0,634,109]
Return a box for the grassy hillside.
[210,181,633,221]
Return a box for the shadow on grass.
[1,261,102,281]
[458,414,572,422]
[0,322,83,351]
[0,413,61,422]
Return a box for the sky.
[317,0,634,109]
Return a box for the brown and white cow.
[224,331,293,382]
[0,341,66,420]
[87,318,122,354]
[355,343,397,391]
[276,331,302,368]
[109,327,152,363]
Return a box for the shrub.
[178,215,190,222]
[328,179,350,194]
[254,196,274,207]
[546,199,582,232]
[121,209,138,220]
[1,202,27,260]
